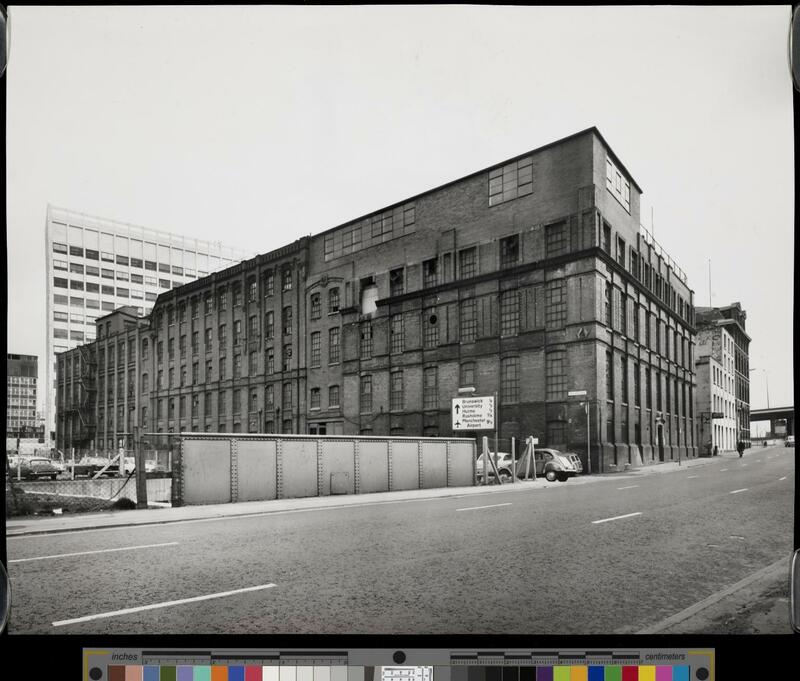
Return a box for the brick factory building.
[57,127,699,471]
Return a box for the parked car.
[8,456,62,480]
[786,435,795,447]
[476,448,579,483]
[71,456,119,478]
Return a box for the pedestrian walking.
[737,440,745,458]
[713,444,718,457]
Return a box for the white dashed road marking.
[730,488,748,494]
[617,485,639,490]
[10,542,179,563]
[592,512,642,525]
[456,503,512,512]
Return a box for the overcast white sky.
[5,5,794,412]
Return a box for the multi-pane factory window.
[390,314,404,354]
[247,278,257,303]
[233,284,243,307]
[265,311,274,339]
[545,280,566,328]
[633,362,641,407]
[233,320,242,346]
[265,384,274,409]
[249,351,258,376]
[192,361,199,385]
[205,392,213,417]
[168,367,175,388]
[545,351,566,401]
[329,384,340,407]
[180,366,186,386]
[500,234,520,268]
[218,392,226,416]
[218,323,227,347]
[264,271,274,297]
[310,332,321,367]
[620,295,627,336]
[233,389,242,415]
[423,258,438,288]
[206,359,213,381]
[233,354,242,379]
[192,331,200,355]
[501,357,519,404]
[249,389,258,414]
[488,156,532,206]
[204,293,213,315]
[621,356,628,404]
[179,303,186,323]
[459,247,477,279]
[157,369,163,390]
[310,387,321,410]
[390,267,404,297]
[141,373,149,394]
[169,398,176,420]
[282,306,292,335]
[218,287,227,311]
[633,303,640,341]
[168,338,175,360]
[545,222,567,258]
[360,375,372,414]
[616,236,626,268]
[656,370,662,411]
[423,367,438,409]
[646,368,652,409]
[141,338,149,359]
[423,309,439,348]
[390,370,404,411]
[310,293,321,320]
[282,268,292,291]
[328,288,340,313]
[500,291,519,337]
[282,345,292,371]
[204,328,212,352]
[603,223,612,254]
[665,377,671,415]
[620,409,628,444]
[248,315,258,340]
[460,362,475,388]
[606,351,614,401]
[141,406,148,425]
[329,327,341,364]
[360,322,373,359]
[460,299,477,342]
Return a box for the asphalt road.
[6,446,794,634]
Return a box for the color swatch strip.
[108,667,692,681]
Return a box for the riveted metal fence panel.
[236,439,278,502]
[447,440,477,487]
[319,439,355,496]
[279,439,318,499]
[389,440,420,491]
[420,440,448,489]
[181,438,231,505]
[355,440,389,493]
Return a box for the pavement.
[5,445,795,634]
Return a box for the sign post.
[453,394,496,484]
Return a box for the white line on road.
[742,464,748,467]
[730,488,748,494]
[617,485,639,490]
[687,476,699,479]
[592,512,642,525]
[720,469,728,472]
[52,583,277,627]
[456,503,512,512]
[10,542,179,563]
[779,476,787,481]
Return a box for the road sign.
[452,395,495,430]
[568,390,587,397]
[711,412,724,419]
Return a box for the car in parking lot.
[786,435,795,447]
[476,447,580,482]
[7,456,63,480]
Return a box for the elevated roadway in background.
[750,406,794,437]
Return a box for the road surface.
[6,446,794,634]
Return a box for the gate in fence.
[172,434,477,506]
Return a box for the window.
[233,354,242,378]
[389,268,404,296]
[545,280,566,327]
[265,347,274,374]
[460,362,475,388]
[616,237,626,268]
[489,156,532,206]
[247,278,257,303]
[192,331,200,355]
[248,315,258,340]
[168,367,175,388]
[423,258,438,288]
[282,268,292,291]
[265,311,274,339]
[204,293,213,315]
[645,367,652,409]
[282,344,292,371]
[602,223,612,254]
[218,287,228,311]
[621,356,628,403]
[360,322,373,358]
[265,384,274,409]
[310,387,321,410]
[500,234,520,268]
[54,277,68,289]
[206,359,213,381]
[157,341,164,362]
[460,299,477,342]
[233,389,242,415]
[249,351,258,376]
[310,293,321,320]
[233,284,243,307]
[459,247,477,279]
[233,320,242,346]
[192,361,199,385]
[264,271,274,297]
[390,371,404,411]
[310,332,321,367]
[329,327,340,363]
[633,303,640,341]
[329,384,340,407]
[545,222,567,257]
[423,367,438,409]
[70,263,84,275]
[545,351,566,401]
[606,157,631,212]
[500,290,519,337]
[204,328,212,352]
[282,382,292,410]
[633,362,641,407]
[169,398,176,420]
[282,306,292,335]
[54,259,68,271]
[218,323,227,348]
[328,288,340,313]
[620,294,628,336]
[502,356,520,404]
[70,280,84,291]
[656,370,662,411]
[53,242,68,254]
[191,394,199,418]
[606,351,614,401]
[142,373,149,394]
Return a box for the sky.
[5,5,794,413]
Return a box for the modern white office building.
[44,205,252,440]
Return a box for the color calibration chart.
[83,649,714,681]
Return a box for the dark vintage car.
[7,456,63,480]
[476,448,580,483]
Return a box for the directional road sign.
[452,395,495,431]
